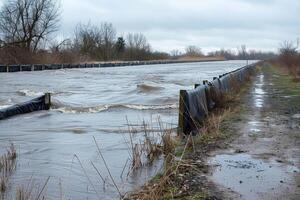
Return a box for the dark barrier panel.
[1,59,228,73]
[0,65,7,72]
[34,64,44,71]
[44,64,52,70]
[8,65,20,72]
[101,63,108,67]
[51,64,63,70]
[178,85,209,134]
[72,64,80,68]
[21,65,32,71]
[0,93,51,120]
[86,64,92,68]
[178,63,257,135]
[219,74,231,92]
[63,64,71,69]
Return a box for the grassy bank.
[271,47,300,82]
[125,72,255,200]
[267,62,300,95]
[263,61,300,113]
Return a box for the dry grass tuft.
[125,118,178,174]
[0,143,17,193]
[199,111,226,136]
[131,144,143,171]
[127,128,143,173]
[126,135,191,200]
[161,131,177,155]
[122,118,180,199]
[144,137,161,164]
[229,75,241,93]
[15,176,50,200]
[15,185,32,200]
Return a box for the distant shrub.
[277,40,300,81]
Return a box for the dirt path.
[208,64,300,200]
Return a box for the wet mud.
[208,65,300,199]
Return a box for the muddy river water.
[0,60,256,199]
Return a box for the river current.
[0,60,256,199]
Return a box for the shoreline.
[127,62,300,199]
[0,57,226,73]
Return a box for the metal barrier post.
[44,93,51,110]
[178,90,187,135]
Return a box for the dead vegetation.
[14,176,51,200]
[125,118,178,174]
[161,130,177,155]
[127,122,143,173]
[275,40,300,81]
[125,133,209,200]
[0,144,51,200]
[127,73,254,200]
[0,143,17,194]
[126,109,238,200]
[144,137,161,164]
[137,103,241,199]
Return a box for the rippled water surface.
[0,60,256,199]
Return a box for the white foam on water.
[0,105,11,109]
[17,89,44,97]
[54,103,178,113]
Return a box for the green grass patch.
[266,63,300,96]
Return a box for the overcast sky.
[1,0,299,53]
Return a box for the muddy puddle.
[245,72,267,135]
[253,74,265,108]
[209,153,299,200]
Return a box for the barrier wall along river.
[178,63,257,135]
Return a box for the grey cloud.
[1,0,299,52]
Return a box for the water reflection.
[209,153,298,200]
[253,74,265,108]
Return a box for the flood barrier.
[178,63,257,135]
[0,59,224,73]
[0,93,51,120]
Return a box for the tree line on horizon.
[0,0,278,65]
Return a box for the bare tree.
[125,33,151,60]
[73,22,101,58]
[278,40,299,68]
[170,49,181,58]
[208,48,236,60]
[237,44,247,60]
[100,22,116,60]
[126,33,149,50]
[185,45,203,57]
[73,22,116,60]
[0,0,60,52]
[279,40,297,55]
[49,38,71,53]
